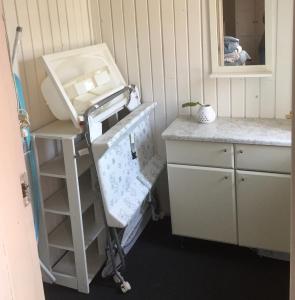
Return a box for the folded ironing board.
[92,103,164,229]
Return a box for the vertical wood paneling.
[161,0,178,125]
[80,0,92,45]
[110,0,128,80]
[174,0,190,115]
[26,0,52,127]
[148,0,166,158]
[56,0,71,51]
[231,78,245,118]
[90,0,102,43]
[47,0,63,52]
[260,77,276,118]
[217,79,231,117]
[37,0,54,54]
[73,0,84,47]
[135,0,153,102]
[201,0,217,111]
[187,0,203,117]
[245,78,260,118]
[65,0,78,49]
[122,0,140,87]
[98,0,115,55]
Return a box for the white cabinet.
[168,164,237,244]
[236,171,290,253]
[165,139,291,253]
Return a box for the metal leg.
[87,148,131,293]
[112,228,126,269]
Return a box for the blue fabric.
[14,74,41,241]
[224,36,240,54]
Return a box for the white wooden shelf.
[52,241,106,284]
[40,155,90,178]
[33,121,106,293]
[48,207,104,251]
[44,172,96,215]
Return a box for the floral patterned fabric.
[92,104,164,228]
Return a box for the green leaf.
[182,101,202,108]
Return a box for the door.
[235,0,265,64]
[236,171,290,253]
[168,164,237,244]
[0,4,45,300]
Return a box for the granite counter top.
[162,116,292,147]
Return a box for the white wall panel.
[161,0,178,126]
[231,78,245,118]
[148,0,166,157]
[201,0,218,112]
[245,78,260,118]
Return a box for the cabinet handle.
[223,149,227,153]
[241,178,245,182]
[239,150,244,154]
[224,176,229,180]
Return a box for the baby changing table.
[35,44,164,293]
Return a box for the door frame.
[290,2,295,299]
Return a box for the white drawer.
[235,144,291,174]
[166,140,234,168]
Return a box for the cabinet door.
[236,171,290,252]
[168,164,237,244]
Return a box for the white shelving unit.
[32,120,106,294]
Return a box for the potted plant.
[182,101,216,124]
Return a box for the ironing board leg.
[104,227,131,293]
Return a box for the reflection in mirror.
[219,0,265,67]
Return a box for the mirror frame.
[209,0,276,78]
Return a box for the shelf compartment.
[83,207,105,249]
[44,172,96,215]
[48,207,104,251]
[44,188,69,215]
[40,154,90,178]
[87,241,106,283]
[40,156,67,178]
[52,241,106,284]
[48,218,74,251]
[79,172,97,214]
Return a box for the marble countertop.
[162,116,292,147]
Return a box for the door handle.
[20,172,30,207]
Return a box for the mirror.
[222,0,265,66]
[209,0,274,77]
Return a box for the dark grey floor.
[44,218,289,300]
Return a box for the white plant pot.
[196,105,216,124]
